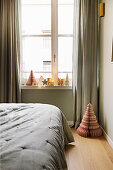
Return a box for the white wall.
[100,0,113,141]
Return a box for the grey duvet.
[0,103,74,170]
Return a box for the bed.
[0,103,74,170]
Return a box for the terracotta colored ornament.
[77,103,103,137]
[26,70,38,86]
[47,78,51,85]
[58,78,61,85]
[49,81,54,86]
[61,79,64,86]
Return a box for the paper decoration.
[26,70,37,86]
[65,73,69,86]
[77,103,103,137]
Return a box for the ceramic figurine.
[38,76,44,86]
[39,76,44,82]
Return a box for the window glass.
[58,0,73,34]
[58,37,72,85]
[58,37,72,73]
[22,37,51,72]
[22,0,51,35]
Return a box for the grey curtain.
[73,0,99,128]
[0,0,21,103]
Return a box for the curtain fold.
[73,0,99,128]
[0,0,21,103]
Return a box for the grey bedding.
[0,103,74,170]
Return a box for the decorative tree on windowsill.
[26,70,38,86]
[77,103,103,137]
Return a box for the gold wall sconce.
[111,40,113,63]
[100,3,105,17]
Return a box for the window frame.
[21,0,73,86]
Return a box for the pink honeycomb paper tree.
[26,70,38,86]
[77,103,102,137]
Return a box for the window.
[21,0,74,86]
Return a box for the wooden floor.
[65,129,113,170]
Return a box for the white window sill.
[21,85,72,90]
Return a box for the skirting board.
[101,126,113,149]
[68,121,74,127]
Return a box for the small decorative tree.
[26,70,38,86]
[77,103,102,137]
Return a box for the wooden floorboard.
[65,128,113,170]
